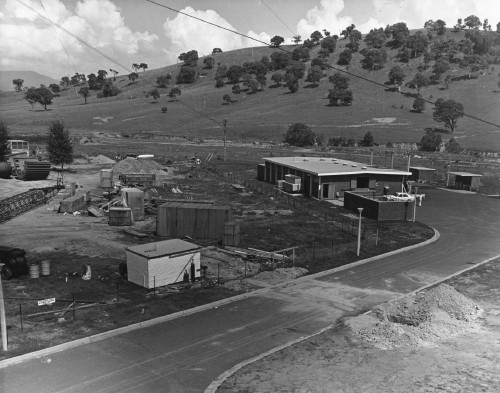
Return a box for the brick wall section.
[344,192,414,221]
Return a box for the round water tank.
[0,162,12,179]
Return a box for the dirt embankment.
[345,283,481,349]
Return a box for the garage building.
[259,157,411,199]
[446,171,482,192]
[125,239,201,288]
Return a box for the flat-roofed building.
[260,157,411,199]
[446,171,482,192]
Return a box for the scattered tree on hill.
[464,15,481,30]
[176,67,197,84]
[406,72,430,94]
[388,66,406,90]
[412,96,426,112]
[360,131,375,147]
[464,30,494,55]
[49,83,60,93]
[341,24,356,39]
[60,76,70,87]
[364,28,386,49]
[271,72,284,86]
[388,22,410,47]
[97,70,108,84]
[433,98,464,133]
[346,38,360,52]
[100,81,120,98]
[321,36,337,52]
[149,88,160,101]
[445,137,462,153]
[128,72,139,83]
[424,20,446,36]
[310,30,323,45]
[397,47,410,64]
[132,63,140,72]
[285,74,299,93]
[452,18,466,32]
[292,47,310,62]
[215,77,225,88]
[419,131,442,152]
[432,59,451,82]
[286,60,306,80]
[203,57,215,69]
[430,38,459,61]
[292,35,302,45]
[78,87,90,103]
[110,69,119,80]
[0,121,11,161]
[12,78,24,91]
[306,66,322,86]
[156,75,170,88]
[406,32,429,58]
[223,94,231,104]
[302,39,314,49]
[168,87,181,101]
[256,74,267,90]
[226,65,245,84]
[139,63,148,72]
[178,50,199,67]
[86,73,99,90]
[46,120,73,172]
[360,48,387,71]
[270,35,285,48]
[212,48,223,55]
[328,72,353,106]
[270,52,291,70]
[284,123,315,147]
[24,86,53,110]
[311,56,329,70]
[497,22,500,33]
[232,84,241,94]
[161,106,168,113]
[337,49,352,65]
[318,48,330,58]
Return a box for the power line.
[38,0,78,75]
[260,0,295,37]
[144,0,500,129]
[16,0,132,74]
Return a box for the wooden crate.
[109,207,133,226]
[100,169,113,188]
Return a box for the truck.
[6,140,51,181]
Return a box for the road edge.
[204,252,500,393]
[0,228,440,369]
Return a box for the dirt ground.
[217,259,500,393]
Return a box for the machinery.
[0,246,29,280]
[5,140,51,181]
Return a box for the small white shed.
[125,239,201,288]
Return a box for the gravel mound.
[87,155,116,164]
[345,284,481,349]
[252,267,308,285]
[112,157,170,176]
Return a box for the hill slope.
[0,70,59,91]
[0,32,499,151]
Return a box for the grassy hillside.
[1,31,499,151]
[0,71,58,92]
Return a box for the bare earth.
[217,260,500,393]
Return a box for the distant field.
[1,37,499,151]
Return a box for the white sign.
[38,298,56,306]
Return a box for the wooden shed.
[409,166,436,183]
[446,172,482,191]
[125,239,201,289]
[156,202,232,239]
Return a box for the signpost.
[38,298,56,306]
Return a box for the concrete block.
[59,195,86,213]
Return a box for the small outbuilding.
[446,172,482,191]
[125,239,201,289]
[409,166,436,183]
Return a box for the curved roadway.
[1,186,500,393]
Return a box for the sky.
[0,0,498,80]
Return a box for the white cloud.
[163,7,271,63]
[0,0,158,78]
[296,0,354,37]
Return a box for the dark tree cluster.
[328,72,353,106]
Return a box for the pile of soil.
[345,284,481,349]
[87,155,116,165]
[251,267,308,285]
[112,157,170,176]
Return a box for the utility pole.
[223,119,227,162]
[0,263,7,351]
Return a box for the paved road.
[2,187,499,393]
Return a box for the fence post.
[19,303,23,332]
[72,293,76,320]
